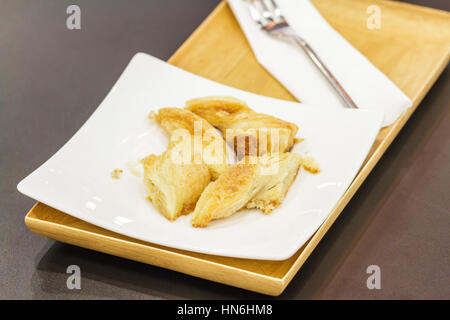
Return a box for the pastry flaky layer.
[142,108,231,221]
[155,107,230,180]
[185,96,299,159]
[191,153,304,228]
[141,145,211,221]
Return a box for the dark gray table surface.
[1,0,449,299]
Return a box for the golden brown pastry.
[245,154,304,214]
[141,139,211,221]
[191,153,303,227]
[155,107,229,180]
[185,96,299,159]
[142,107,235,221]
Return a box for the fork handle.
[292,36,358,109]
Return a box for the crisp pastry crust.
[185,96,299,158]
[142,107,230,221]
[191,153,303,227]
[156,108,230,180]
[246,154,304,214]
[141,140,211,221]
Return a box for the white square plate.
[18,53,383,260]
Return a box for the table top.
[0,0,449,299]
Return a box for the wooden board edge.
[24,212,285,296]
[382,0,450,17]
[167,1,227,65]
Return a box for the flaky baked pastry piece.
[142,107,233,221]
[155,107,230,180]
[191,153,303,227]
[141,139,211,221]
[185,96,299,158]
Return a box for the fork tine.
[246,0,266,27]
[258,0,274,22]
[267,0,286,22]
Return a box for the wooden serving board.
[25,0,450,295]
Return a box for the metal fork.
[245,0,358,109]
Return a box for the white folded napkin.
[228,0,412,126]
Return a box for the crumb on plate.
[148,111,157,120]
[110,168,123,179]
[300,156,320,174]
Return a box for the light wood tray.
[24,0,450,295]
